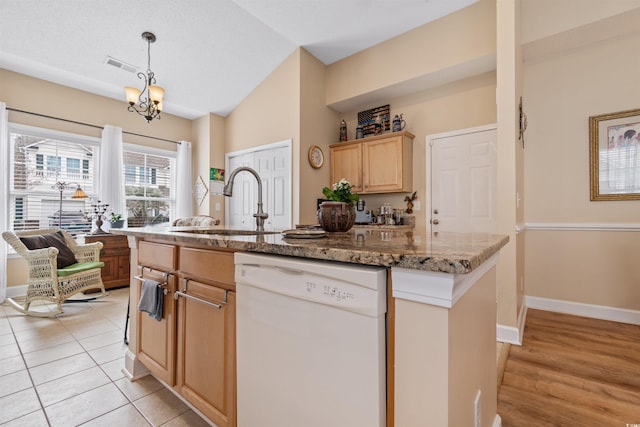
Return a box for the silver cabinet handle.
[173,278,227,309]
[173,290,225,309]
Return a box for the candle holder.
[88,200,110,234]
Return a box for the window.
[35,154,43,176]
[82,159,90,180]
[46,155,61,177]
[6,124,176,234]
[123,145,175,227]
[8,124,98,235]
[66,158,81,179]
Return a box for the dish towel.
[137,278,164,321]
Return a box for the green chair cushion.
[57,261,105,277]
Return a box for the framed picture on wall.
[589,108,640,201]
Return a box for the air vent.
[104,56,138,73]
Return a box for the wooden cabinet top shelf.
[330,130,415,147]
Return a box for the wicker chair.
[2,228,107,317]
[172,215,220,226]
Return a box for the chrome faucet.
[223,166,269,232]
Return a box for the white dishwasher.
[235,252,387,427]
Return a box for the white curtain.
[99,125,126,230]
[174,141,193,220]
[0,103,8,302]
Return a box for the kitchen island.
[113,226,508,427]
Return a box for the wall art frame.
[589,108,640,201]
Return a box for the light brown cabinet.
[176,247,236,427]
[136,241,178,386]
[84,234,130,289]
[136,265,177,386]
[135,241,236,427]
[330,142,363,193]
[330,130,414,194]
[176,279,236,427]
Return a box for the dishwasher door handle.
[272,266,305,276]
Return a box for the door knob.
[432,219,439,225]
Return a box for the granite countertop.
[111,226,508,275]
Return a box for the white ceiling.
[0,0,477,119]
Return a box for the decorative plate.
[281,229,327,239]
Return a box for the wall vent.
[104,56,138,73]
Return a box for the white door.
[226,141,292,230]
[255,146,291,230]
[227,153,256,229]
[428,125,497,233]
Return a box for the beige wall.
[0,69,191,150]
[526,230,640,310]
[521,0,640,44]
[325,0,496,109]
[299,49,340,224]
[495,0,524,330]
[523,27,640,311]
[225,48,340,225]
[225,49,301,224]
[324,0,497,231]
[1,69,193,287]
[339,72,497,230]
[394,267,497,426]
[192,114,226,221]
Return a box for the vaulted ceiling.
[0,0,476,119]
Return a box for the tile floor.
[1,287,508,426]
[0,288,211,427]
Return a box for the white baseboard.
[526,296,640,325]
[6,285,27,298]
[497,301,527,345]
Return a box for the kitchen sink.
[174,228,279,236]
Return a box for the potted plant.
[108,212,125,229]
[318,179,359,232]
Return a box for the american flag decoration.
[358,104,390,136]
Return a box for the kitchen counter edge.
[110,227,509,275]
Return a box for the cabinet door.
[136,267,177,386]
[330,143,363,192]
[176,279,236,427]
[363,136,411,193]
[99,255,118,283]
[118,254,130,283]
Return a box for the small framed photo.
[589,108,640,200]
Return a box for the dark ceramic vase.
[317,202,356,232]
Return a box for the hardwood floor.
[498,309,640,426]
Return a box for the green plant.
[322,179,359,206]
[109,212,122,222]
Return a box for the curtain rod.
[6,107,181,145]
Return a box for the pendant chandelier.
[125,32,164,123]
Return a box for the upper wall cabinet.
[330,131,414,194]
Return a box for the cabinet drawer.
[101,247,130,257]
[179,248,235,286]
[85,234,129,249]
[139,241,177,271]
